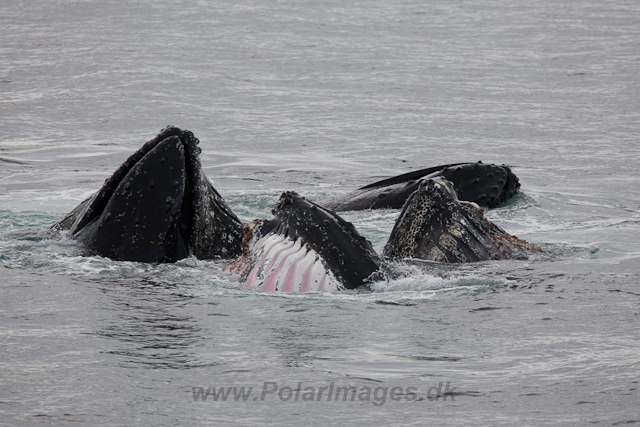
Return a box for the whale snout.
[53,126,244,263]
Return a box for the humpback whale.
[53,127,542,291]
[225,192,381,291]
[317,162,520,211]
[384,177,543,262]
[52,127,244,262]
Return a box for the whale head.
[226,192,381,291]
[53,127,244,262]
[383,177,542,262]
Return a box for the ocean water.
[1,0,639,425]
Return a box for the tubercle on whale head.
[438,162,520,208]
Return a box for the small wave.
[369,273,506,294]
[0,189,95,216]
[493,191,541,212]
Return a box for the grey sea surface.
[1,0,639,425]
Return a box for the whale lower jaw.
[226,233,343,293]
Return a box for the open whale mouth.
[53,126,244,263]
[229,222,345,292]
[225,191,381,292]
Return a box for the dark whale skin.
[227,191,381,291]
[318,162,520,212]
[53,127,244,263]
[383,177,542,263]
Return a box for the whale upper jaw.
[53,126,244,263]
